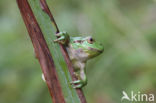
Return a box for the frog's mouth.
[88,47,104,53]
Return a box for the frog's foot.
[73,84,83,89]
[54,31,69,45]
[70,80,87,89]
[70,80,81,84]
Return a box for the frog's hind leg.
[70,72,87,88]
[70,62,87,88]
[79,68,87,86]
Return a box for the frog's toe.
[70,80,87,88]
[70,80,81,84]
[53,39,59,43]
[72,84,83,89]
[55,31,67,37]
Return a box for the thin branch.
[39,0,87,102]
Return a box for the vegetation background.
[0,0,156,103]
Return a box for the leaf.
[17,0,86,103]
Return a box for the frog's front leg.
[71,63,87,88]
[54,31,70,45]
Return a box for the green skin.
[54,32,104,88]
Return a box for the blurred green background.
[0,0,156,103]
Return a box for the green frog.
[54,32,104,88]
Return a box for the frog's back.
[70,37,84,43]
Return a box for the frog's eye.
[87,37,94,44]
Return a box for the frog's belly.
[66,46,89,62]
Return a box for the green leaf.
[28,0,81,103]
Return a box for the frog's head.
[81,36,104,59]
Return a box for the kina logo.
[121,91,154,102]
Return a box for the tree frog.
[54,32,104,88]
